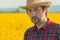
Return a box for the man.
[20,0,60,40]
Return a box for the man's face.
[27,6,48,24]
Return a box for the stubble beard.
[31,16,41,24]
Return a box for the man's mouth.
[32,16,41,24]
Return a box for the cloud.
[46,0,60,5]
[0,0,60,8]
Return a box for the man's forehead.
[27,5,42,9]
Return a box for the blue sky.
[0,0,60,8]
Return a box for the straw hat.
[20,0,52,9]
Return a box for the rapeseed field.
[0,12,60,40]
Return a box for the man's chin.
[32,21,41,24]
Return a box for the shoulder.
[25,27,34,32]
[24,26,35,37]
[49,21,60,31]
[50,21,60,27]
[24,26,34,34]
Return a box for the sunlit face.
[27,6,48,24]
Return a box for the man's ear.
[44,7,48,12]
[43,7,48,16]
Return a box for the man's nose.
[31,11,37,16]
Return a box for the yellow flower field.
[0,12,60,40]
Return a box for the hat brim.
[20,2,52,9]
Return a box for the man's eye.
[35,8,38,10]
[28,9,32,12]
[34,7,40,10]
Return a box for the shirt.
[24,19,60,40]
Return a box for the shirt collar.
[33,18,52,31]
